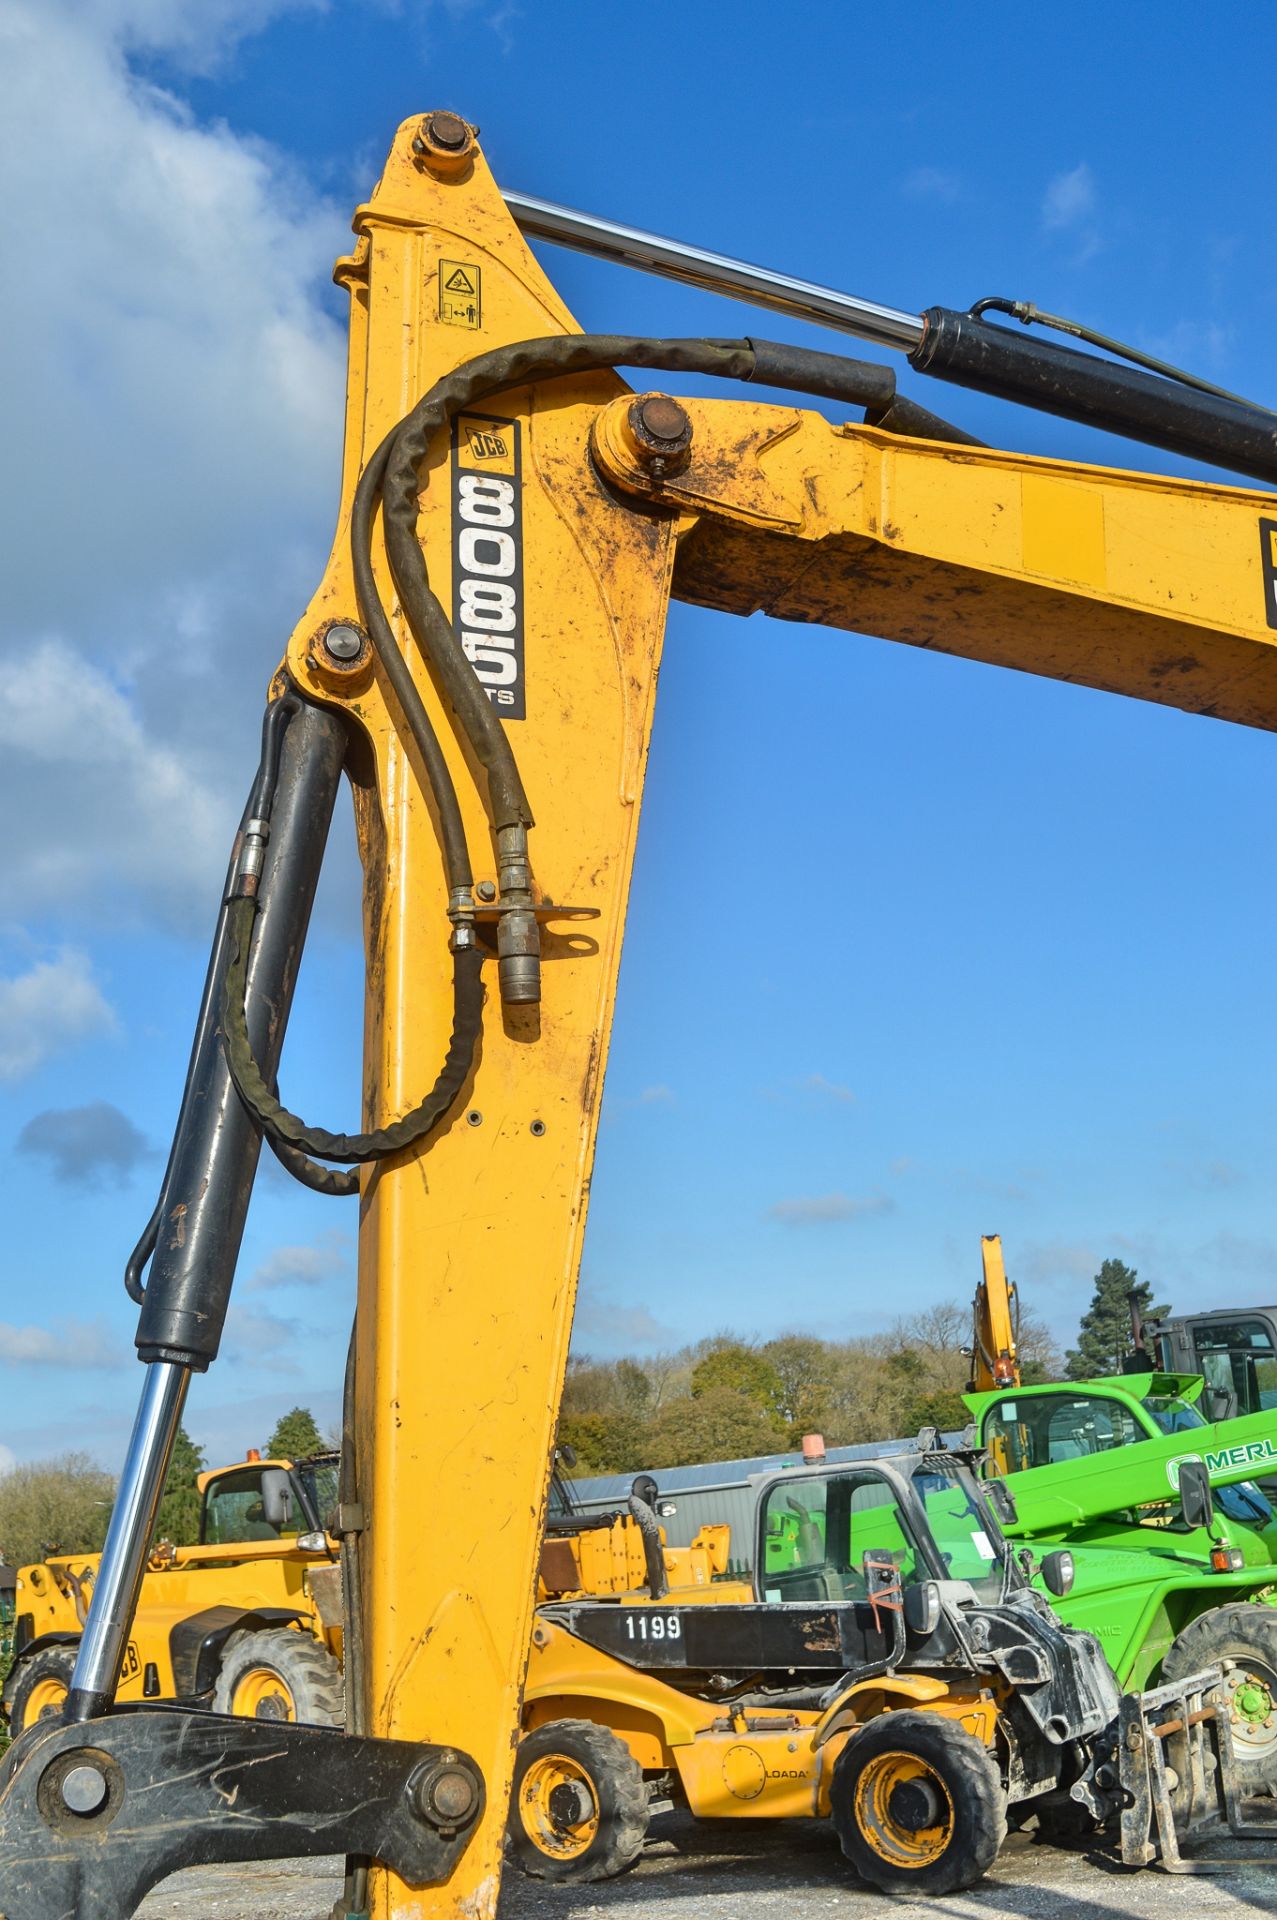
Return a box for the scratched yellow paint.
[275,113,1277,1918]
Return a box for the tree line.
[559,1259,1163,1476]
[0,1406,329,1568]
[559,1302,1060,1476]
[0,1258,1164,1557]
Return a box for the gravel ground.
[136,1808,1277,1920]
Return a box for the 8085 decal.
[452,412,525,719]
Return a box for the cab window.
[983,1393,1141,1472]
[202,1468,294,1544]
[760,1471,917,1603]
[1191,1319,1277,1417]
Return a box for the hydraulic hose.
[222,905,484,1165]
[229,331,973,1187]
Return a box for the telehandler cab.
[4,113,1277,1916]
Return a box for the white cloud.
[0,640,226,923]
[223,1304,305,1372]
[796,1073,855,1105]
[0,950,115,1080]
[17,1100,151,1184]
[74,1,321,71]
[573,1298,675,1352]
[0,1317,122,1369]
[902,166,960,205]
[768,1192,893,1226]
[1020,1239,1097,1286]
[1042,162,1096,232]
[250,1229,351,1292]
[0,1443,15,1476]
[0,2,347,930]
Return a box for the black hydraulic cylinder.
[134,698,346,1369]
[911,307,1277,487]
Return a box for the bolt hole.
[466,1110,483,1128]
[530,1119,546,1137]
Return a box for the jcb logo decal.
[453,412,525,720]
[1260,518,1277,630]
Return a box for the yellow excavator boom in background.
[969,1233,1021,1393]
[4,110,1277,1918]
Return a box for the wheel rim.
[229,1666,296,1721]
[854,1750,955,1869]
[24,1675,68,1723]
[1226,1663,1277,1758]
[518,1754,600,1860]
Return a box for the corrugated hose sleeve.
[221,896,484,1165]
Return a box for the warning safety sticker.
[439,259,482,329]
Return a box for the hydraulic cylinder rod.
[503,189,925,352]
[67,697,347,1721]
[505,190,1277,485]
[65,1361,188,1720]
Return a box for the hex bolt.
[323,623,364,663]
[627,394,693,476]
[475,881,497,903]
[61,1764,109,1817]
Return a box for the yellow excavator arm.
[4,111,1277,1920]
[969,1234,1020,1394]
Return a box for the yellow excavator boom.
[6,111,1277,1920]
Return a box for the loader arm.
[6,111,1277,1920]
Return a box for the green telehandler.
[966,1237,1277,1795]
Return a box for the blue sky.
[1,1,1274,1471]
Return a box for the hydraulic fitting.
[496,823,540,1005]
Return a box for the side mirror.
[1039,1549,1074,1598]
[1178,1458,1215,1532]
[297,1529,327,1553]
[631,1473,659,1512]
[1205,1388,1235,1422]
[903,1580,941,1636]
[260,1468,293,1529]
[984,1479,1018,1527]
[658,1501,677,1518]
[556,1441,578,1470]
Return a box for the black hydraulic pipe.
[135,698,347,1369]
[911,308,1277,486]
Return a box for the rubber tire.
[4,1644,77,1736]
[831,1710,1008,1896]
[508,1719,648,1883]
[211,1627,344,1726]
[1162,1605,1277,1797]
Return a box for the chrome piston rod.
[67,1359,189,1719]
[503,190,924,355]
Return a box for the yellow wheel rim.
[229,1666,296,1721]
[855,1751,954,1868]
[518,1754,600,1861]
[24,1675,68,1722]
